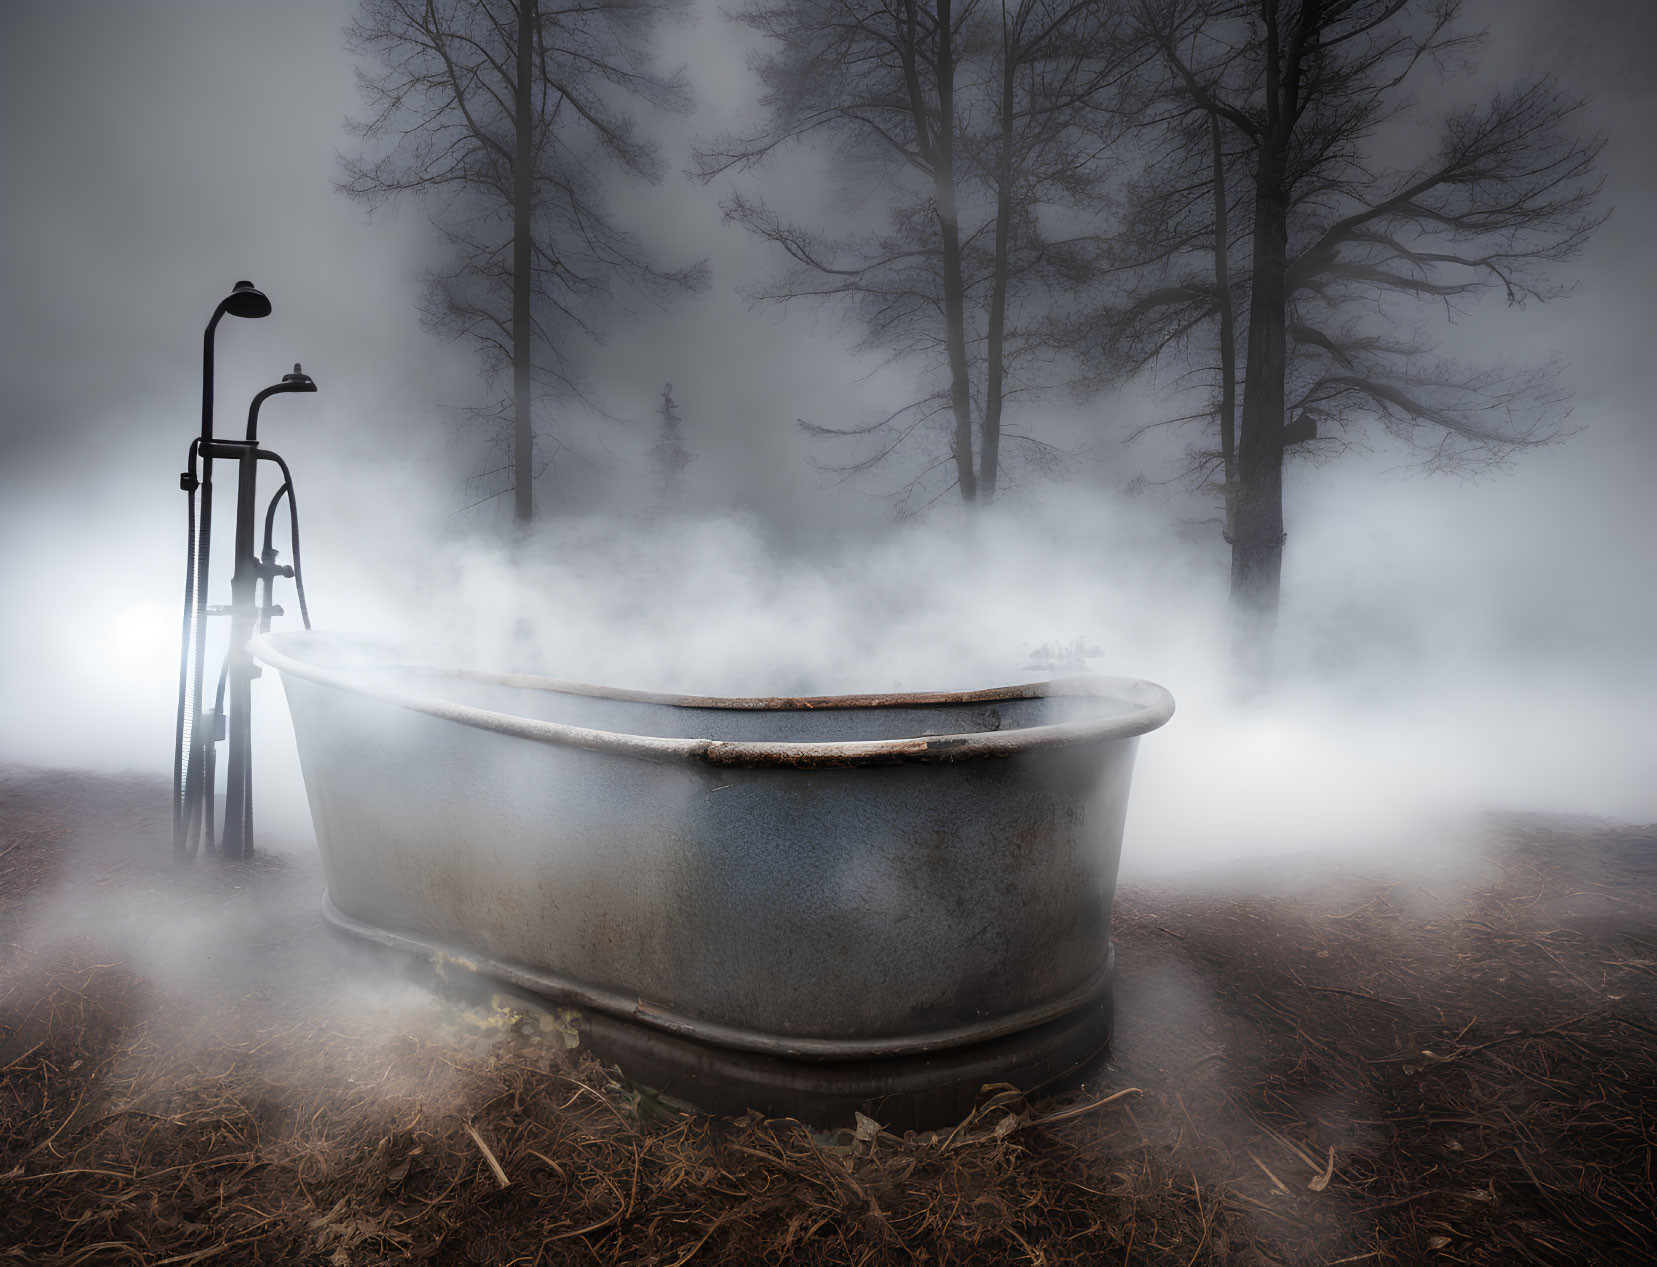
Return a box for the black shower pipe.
[218,367,316,862]
[173,281,270,863]
[172,281,318,865]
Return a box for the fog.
[2,0,1655,885]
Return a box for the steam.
[4,425,1654,884]
[0,0,1652,886]
[254,473,1657,877]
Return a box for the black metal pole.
[219,367,316,861]
[174,282,270,863]
[219,440,260,861]
[173,304,227,861]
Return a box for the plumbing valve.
[257,548,295,580]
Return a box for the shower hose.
[172,441,309,861]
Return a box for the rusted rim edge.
[418,667,1057,711]
[323,896,1116,1061]
[252,631,1174,768]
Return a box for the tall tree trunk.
[930,0,978,504]
[979,24,1017,504]
[512,0,537,525]
[1211,112,1238,540]
[1230,152,1289,682]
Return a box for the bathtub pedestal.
[323,897,1116,1130]
[576,976,1115,1130]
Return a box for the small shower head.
[223,281,272,320]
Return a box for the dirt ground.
[2,767,1654,1265]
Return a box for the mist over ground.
[2,0,1654,880]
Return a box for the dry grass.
[2,769,1654,1265]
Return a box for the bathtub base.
[577,986,1114,1131]
[322,899,1116,1130]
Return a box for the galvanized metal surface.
[254,631,1172,1117]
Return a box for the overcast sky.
[2,1,1654,851]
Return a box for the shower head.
[223,281,272,320]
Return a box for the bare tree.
[1085,94,1252,533]
[1096,0,1603,677]
[340,0,708,525]
[695,0,1139,512]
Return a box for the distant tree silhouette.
[339,0,708,525]
[696,0,1141,513]
[650,382,693,502]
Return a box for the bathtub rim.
[251,629,1174,769]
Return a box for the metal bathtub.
[254,630,1174,1126]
